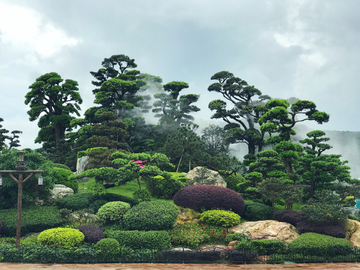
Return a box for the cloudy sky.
[1,0,359,152]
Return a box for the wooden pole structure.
[0,151,43,249]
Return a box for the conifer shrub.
[37,228,84,247]
[106,230,171,250]
[287,232,353,257]
[200,210,241,227]
[97,201,131,222]
[76,225,104,244]
[242,201,274,221]
[219,171,245,192]
[133,189,152,202]
[53,167,79,193]
[122,201,179,231]
[55,193,94,211]
[173,185,245,215]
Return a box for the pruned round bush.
[296,219,346,238]
[94,238,120,252]
[55,193,94,211]
[53,167,78,193]
[97,201,131,222]
[76,225,104,244]
[200,210,240,227]
[133,189,152,202]
[122,201,179,231]
[37,228,84,247]
[288,232,353,257]
[173,185,245,215]
[242,201,274,221]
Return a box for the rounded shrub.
[273,210,302,226]
[288,232,353,257]
[200,210,240,227]
[97,201,131,222]
[219,171,245,192]
[173,185,245,215]
[133,189,152,202]
[122,201,180,231]
[37,228,84,247]
[242,201,274,221]
[94,238,120,253]
[55,193,94,211]
[76,225,104,244]
[53,167,78,193]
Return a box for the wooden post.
[16,173,23,249]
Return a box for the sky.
[0,0,360,174]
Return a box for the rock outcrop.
[48,184,74,204]
[186,166,226,187]
[229,220,299,244]
[176,207,201,224]
[346,219,360,247]
[75,156,89,175]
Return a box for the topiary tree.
[96,201,131,223]
[173,185,245,215]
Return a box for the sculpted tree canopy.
[0,117,9,150]
[153,81,200,125]
[259,99,330,144]
[25,72,82,152]
[90,54,148,118]
[208,71,270,154]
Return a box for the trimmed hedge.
[97,201,131,222]
[252,240,287,255]
[274,210,346,238]
[55,192,138,212]
[288,232,353,257]
[173,185,245,215]
[200,210,240,227]
[242,201,274,221]
[106,230,171,250]
[122,201,179,231]
[0,206,64,237]
[76,225,104,244]
[0,220,3,235]
[38,228,84,247]
[53,167,78,193]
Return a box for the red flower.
[201,223,203,226]
[232,230,236,234]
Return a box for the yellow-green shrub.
[200,210,241,227]
[37,228,84,247]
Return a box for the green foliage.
[242,200,274,221]
[122,201,179,231]
[53,163,72,171]
[96,201,131,222]
[53,167,78,193]
[77,147,108,159]
[252,240,287,255]
[200,210,241,227]
[219,171,245,192]
[0,206,64,237]
[234,239,257,253]
[56,193,94,211]
[288,232,353,257]
[168,223,210,249]
[300,190,348,225]
[94,238,120,253]
[106,230,171,250]
[133,189,152,202]
[225,232,251,243]
[38,228,84,248]
[0,149,56,209]
[145,173,185,199]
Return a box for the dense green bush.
[168,223,210,249]
[145,173,185,199]
[174,185,245,215]
[53,163,72,171]
[122,201,179,231]
[0,220,3,235]
[133,189,152,202]
[76,225,104,244]
[38,228,84,247]
[200,210,240,227]
[97,201,131,222]
[242,200,274,221]
[219,171,245,192]
[94,238,120,253]
[53,167,78,193]
[225,232,251,243]
[0,206,64,237]
[252,240,287,255]
[55,193,94,211]
[288,232,353,257]
[106,230,171,250]
[0,149,56,209]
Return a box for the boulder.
[346,219,360,247]
[229,220,299,244]
[75,156,89,175]
[186,166,226,187]
[48,184,74,204]
[176,207,201,224]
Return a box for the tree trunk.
[176,155,183,173]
